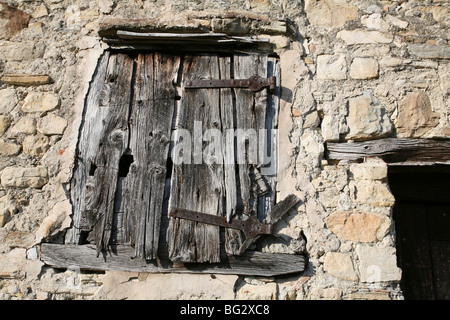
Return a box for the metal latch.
[169,207,273,239]
[184,75,276,94]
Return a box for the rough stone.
[304,0,358,28]
[346,92,392,140]
[317,54,347,80]
[22,134,50,157]
[0,41,44,61]
[326,211,386,242]
[0,166,48,188]
[35,199,72,241]
[0,139,21,156]
[0,248,26,279]
[0,195,11,227]
[356,245,402,282]
[9,116,37,135]
[352,181,395,207]
[22,93,60,113]
[37,114,67,135]
[236,281,277,300]
[337,29,393,45]
[33,4,48,18]
[361,13,389,31]
[0,115,12,135]
[310,287,342,300]
[0,2,31,40]
[396,92,440,138]
[99,272,238,299]
[385,14,408,29]
[0,89,18,114]
[349,57,379,79]
[321,114,340,142]
[408,44,450,60]
[349,161,388,181]
[323,252,358,281]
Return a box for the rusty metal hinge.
[184,75,276,93]
[169,207,273,239]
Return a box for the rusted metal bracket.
[184,75,276,93]
[169,207,273,239]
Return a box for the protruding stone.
[323,252,358,281]
[0,195,11,227]
[0,89,18,114]
[326,211,386,242]
[356,245,402,282]
[317,54,347,80]
[0,115,12,135]
[321,114,340,142]
[396,92,439,138]
[1,166,48,188]
[9,116,37,135]
[0,139,21,156]
[22,134,50,157]
[35,200,72,241]
[408,44,450,60]
[350,58,379,79]
[0,2,31,40]
[346,92,392,140]
[352,181,395,207]
[1,74,51,87]
[37,114,67,135]
[304,0,358,28]
[337,29,393,45]
[22,93,60,113]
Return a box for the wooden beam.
[326,138,450,164]
[40,243,306,277]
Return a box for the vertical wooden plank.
[124,53,180,260]
[67,51,110,244]
[227,54,269,254]
[83,54,135,254]
[219,56,237,223]
[258,57,280,222]
[167,54,224,263]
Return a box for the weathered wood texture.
[67,52,287,273]
[40,243,306,277]
[167,55,224,263]
[326,138,450,163]
[66,51,111,244]
[123,53,180,259]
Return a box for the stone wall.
[0,0,448,300]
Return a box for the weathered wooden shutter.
[68,51,279,261]
[167,53,279,263]
[68,52,180,260]
[50,49,307,276]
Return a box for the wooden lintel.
[326,138,450,164]
[40,243,306,277]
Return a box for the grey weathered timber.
[66,51,110,244]
[167,55,224,263]
[227,54,268,255]
[85,54,135,254]
[326,138,450,163]
[123,53,180,259]
[41,243,306,277]
[265,194,301,224]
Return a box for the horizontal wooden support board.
[40,243,306,277]
[326,138,450,163]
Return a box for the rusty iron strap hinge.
[169,207,273,239]
[184,75,276,94]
